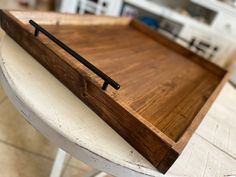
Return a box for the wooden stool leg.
[50,148,68,177]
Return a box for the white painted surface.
[59,0,122,16]
[191,0,236,16]
[59,0,78,13]
[105,0,123,16]
[231,62,236,85]
[196,83,236,159]
[50,149,69,177]
[0,34,236,177]
[212,13,236,38]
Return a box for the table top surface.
[0,34,236,177]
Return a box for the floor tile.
[66,157,114,177]
[69,157,92,170]
[0,98,57,159]
[0,141,52,177]
[62,165,91,177]
[0,84,6,102]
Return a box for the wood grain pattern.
[0,10,229,173]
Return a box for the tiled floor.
[0,0,31,10]
[0,83,96,177]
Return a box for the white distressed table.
[0,34,236,177]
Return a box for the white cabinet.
[179,25,236,66]
[212,13,236,38]
[59,0,122,16]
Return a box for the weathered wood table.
[0,34,236,177]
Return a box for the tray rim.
[130,20,230,150]
[1,8,229,147]
[0,10,175,144]
[0,10,229,173]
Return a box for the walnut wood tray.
[0,10,229,173]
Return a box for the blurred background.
[0,0,236,176]
[1,0,235,84]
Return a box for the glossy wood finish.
[0,10,229,173]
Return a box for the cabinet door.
[213,13,236,38]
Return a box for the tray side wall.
[0,10,178,173]
[131,20,227,78]
[174,72,229,152]
[130,20,229,152]
[9,10,132,26]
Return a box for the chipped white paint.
[196,83,236,159]
[0,34,236,177]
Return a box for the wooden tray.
[0,10,229,173]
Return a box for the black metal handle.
[29,20,120,91]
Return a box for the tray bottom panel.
[31,24,222,142]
